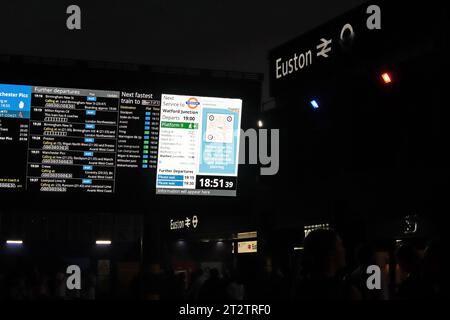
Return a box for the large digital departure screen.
[156,94,241,196]
[0,82,242,197]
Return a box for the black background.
[0,0,366,102]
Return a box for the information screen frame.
[0,56,262,214]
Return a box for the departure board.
[0,83,241,197]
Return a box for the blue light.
[310,100,319,109]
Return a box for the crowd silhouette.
[0,230,444,300]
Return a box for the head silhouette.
[396,243,421,275]
[209,268,219,280]
[303,229,346,277]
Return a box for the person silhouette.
[294,229,360,300]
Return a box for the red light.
[381,72,392,84]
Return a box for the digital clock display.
[197,176,237,190]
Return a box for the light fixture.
[310,100,319,109]
[176,240,186,245]
[381,72,392,84]
[96,240,111,245]
[257,120,263,128]
[6,240,23,245]
[216,241,225,247]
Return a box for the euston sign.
[269,1,445,97]
[269,2,385,96]
[170,215,199,231]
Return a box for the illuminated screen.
[237,241,258,254]
[0,83,242,197]
[156,94,242,196]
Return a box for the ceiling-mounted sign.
[269,2,386,96]
[304,223,331,238]
[269,1,444,97]
[237,241,258,254]
[170,215,199,231]
[403,214,418,235]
